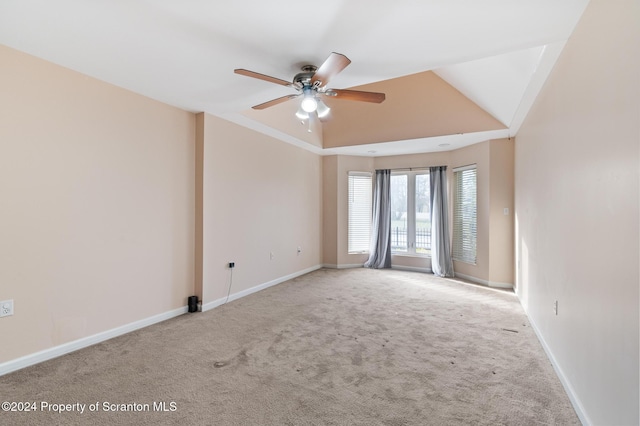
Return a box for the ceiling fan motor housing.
[293,67,316,88]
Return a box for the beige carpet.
[1,268,578,425]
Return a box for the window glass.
[415,173,430,254]
[391,172,430,256]
[390,174,408,252]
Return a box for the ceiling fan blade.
[310,52,351,88]
[325,89,386,103]
[252,94,299,110]
[234,69,293,87]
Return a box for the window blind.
[452,166,477,264]
[348,172,372,253]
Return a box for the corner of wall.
[195,113,204,300]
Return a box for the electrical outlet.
[270,252,274,260]
[553,300,558,316]
[0,300,14,317]
[297,246,302,256]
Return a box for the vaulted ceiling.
[0,0,590,156]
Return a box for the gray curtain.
[365,170,392,269]
[430,166,454,277]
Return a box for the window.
[390,171,430,255]
[453,165,477,264]
[348,172,372,253]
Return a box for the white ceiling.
[0,0,589,156]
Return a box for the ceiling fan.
[234,52,385,120]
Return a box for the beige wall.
[321,155,374,268]
[514,0,639,424]
[323,143,514,286]
[322,71,506,149]
[488,139,514,285]
[198,113,322,303]
[0,45,195,363]
[322,156,339,266]
[448,138,515,286]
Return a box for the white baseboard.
[322,263,364,270]
[454,272,513,289]
[523,308,591,425]
[391,265,432,273]
[201,264,322,312]
[487,280,514,289]
[321,263,339,269]
[389,267,515,289]
[0,305,188,377]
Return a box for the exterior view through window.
[390,171,430,256]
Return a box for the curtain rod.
[382,166,432,172]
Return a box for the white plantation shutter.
[348,172,372,253]
[453,166,477,264]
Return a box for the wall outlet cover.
[0,300,14,317]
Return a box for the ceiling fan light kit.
[295,106,309,120]
[316,99,330,118]
[300,88,318,113]
[234,52,385,121]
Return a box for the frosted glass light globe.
[301,96,318,113]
